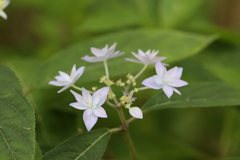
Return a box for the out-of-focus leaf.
[199,47,240,89]
[41,128,111,160]
[142,82,240,112]
[210,158,240,160]
[78,0,139,33]
[158,0,206,28]
[0,65,35,160]
[31,29,217,89]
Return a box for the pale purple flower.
[126,49,167,65]
[142,61,188,98]
[82,43,124,62]
[0,0,10,19]
[49,65,85,93]
[70,87,109,131]
[129,107,143,119]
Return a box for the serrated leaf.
[142,82,240,112]
[0,65,35,160]
[41,128,111,160]
[31,29,216,89]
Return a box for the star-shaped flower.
[126,49,167,65]
[0,0,10,19]
[142,61,188,98]
[82,43,124,62]
[49,65,85,93]
[70,87,109,131]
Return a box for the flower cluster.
[49,43,188,131]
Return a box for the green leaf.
[41,128,111,160]
[142,82,240,112]
[159,0,206,28]
[78,0,139,33]
[35,142,43,160]
[0,65,35,160]
[32,29,216,88]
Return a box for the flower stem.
[71,84,82,91]
[103,60,109,80]
[115,106,139,160]
[133,64,148,80]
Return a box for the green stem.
[71,84,82,91]
[133,64,148,80]
[103,60,109,80]
[123,129,139,160]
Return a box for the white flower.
[142,61,188,98]
[126,49,167,65]
[129,107,143,119]
[70,87,109,131]
[49,65,85,93]
[0,0,10,19]
[82,43,124,62]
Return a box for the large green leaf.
[31,29,216,89]
[0,65,35,160]
[41,128,111,160]
[142,82,240,112]
[158,0,206,28]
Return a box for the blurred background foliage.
[1,0,240,159]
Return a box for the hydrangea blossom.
[70,87,109,131]
[82,43,124,62]
[49,65,85,93]
[129,107,143,119]
[0,0,10,19]
[126,49,167,65]
[142,61,188,98]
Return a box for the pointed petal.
[129,107,143,119]
[93,106,107,118]
[70,65,76,79]
[92,87,109,105]
[173,88,181,95]
[109,43,117,51]
[55,75,65,81]
[150,50,159,57]
[59,71,71,81]
[72,66,85,83]
[162,85,173,98]
[131,52,144,62]
[83,109,98,131]
[175,67,183,79]
[57,84,72,93]
[49,81,69,86]
[82,56,105,62]
[168,80,188,87]
[125,58,142,64]
[155,61,166,78]
[138,49,145,56]
[69,102,88,110]
[70,90,82,102]
[2,0,10,9]
[91,47,103,57]
[82,88,92,104]
[0,10,7,19]
[142,76,161,89]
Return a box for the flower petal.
[69,102,88,110]
[49,80,69,86]
[93,106,107,118]
[0,10,7,19]
[82,56,105,62]
[155,61,166,78]
[125,58,142,64]
[129,107,143,119]
[57,84,72,93]
[92,87,109,105]
[72,66,85,83]
[70,90,82,101]
[83,109,98,131]
[2,0,10,9]
[59,71,71,81]
[91,47,103,57]
[168,80,188,87]
[142,76,161,89]
[172,88,181,95]
[162,85,173,98]
[82,88,92,104]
